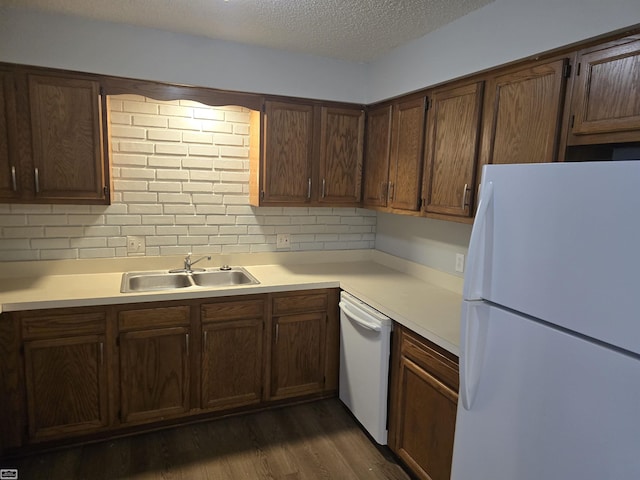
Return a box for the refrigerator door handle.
[460,301,489,411]
[463,180,494,300]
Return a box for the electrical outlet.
[276,233,290,249]
[127,236,146,255]
[455,253,465,273]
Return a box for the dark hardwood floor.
[6,399,410,479]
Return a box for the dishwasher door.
[339,291,393,444]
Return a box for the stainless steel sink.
[120,267,259,293]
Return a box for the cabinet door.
[389,326,459,480]
[119,326,190,424]
[0,68,20,200]
[423,81,483,218]
[478,59,567,187]
[201,318,264,411]
[262,101,314,204]
[318,106,364,205]
[570,37,640,137]
[389,97,426,211]
[28,74,108,203]
[362,105,392,207]
[23,334,108,440]
[269,312,326,400]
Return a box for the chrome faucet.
[171,252,211,273]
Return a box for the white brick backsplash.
[0,97,375,261]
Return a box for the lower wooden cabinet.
[117,305,191,425]
[200,297,266,411]
[0,288,339,453]
[389,324,459,480]
[17,309,109,442]
[268,290,339,400]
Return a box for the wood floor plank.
[7,399,410,480]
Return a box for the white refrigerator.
[451,161,640,480]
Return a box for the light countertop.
[0,250,463,355]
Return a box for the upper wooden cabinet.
[362,105,392,207]
[477,58,569,189]
[422,81,484,220]
[318,106,364,205]
[567,36,640,145]
[261,101,315,204]
[0,65,110,204]
[253,100,364,207]
[363,97,426,212]
[28,74,108,203]
[0,68,20,201]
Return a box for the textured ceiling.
[1,0,494,62]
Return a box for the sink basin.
[120,267,259,293]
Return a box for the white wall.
[367,0,640,102]
[375,213,472,277]
[0,7,368,104]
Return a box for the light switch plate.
[455,253,465,273]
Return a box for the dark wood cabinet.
[422,81,484,220]
[389,97,427,211]
[0,64,110,204]
[0,68,20,201]
[200,297,266,411]
[28,74,108,203]
[363,105,393,207]
[362,97,426,212]
[477,58,568,189]
[255,100,364,206]
[117,305,191,425]
[268,290,338,400]
[389,325,459,480]
[20,309,109,441]
[318,106,365,205]
[261,100,315,204]
[567,36,640,145]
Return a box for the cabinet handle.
[275,324,279,344]
[185,333,189,356]
[11,166,17,191]
[321,178,326,198]
[388,181,394,202]
[203,330,207,347]
[307,178,312,199]
[99,342,104,366]
[34,167,40,193]
[462,183,471,209]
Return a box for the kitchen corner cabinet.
[422,81,484,220]
[362,97,426,212]
[117,305,191,425]
[0,64,110,204]
[389,324,459,480]
[254,100,364,207]
[566,36,640,145]
[19,309,110,442]
[268,289,339,401]
[200,297,266,411]
[477,58,568,191]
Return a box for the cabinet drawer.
[201,298,265,323]
[399,327,459,391]
[20,311,106,340]
[118,305,190,331]
[272,291,328,315]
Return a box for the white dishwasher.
[339,291,393,445]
